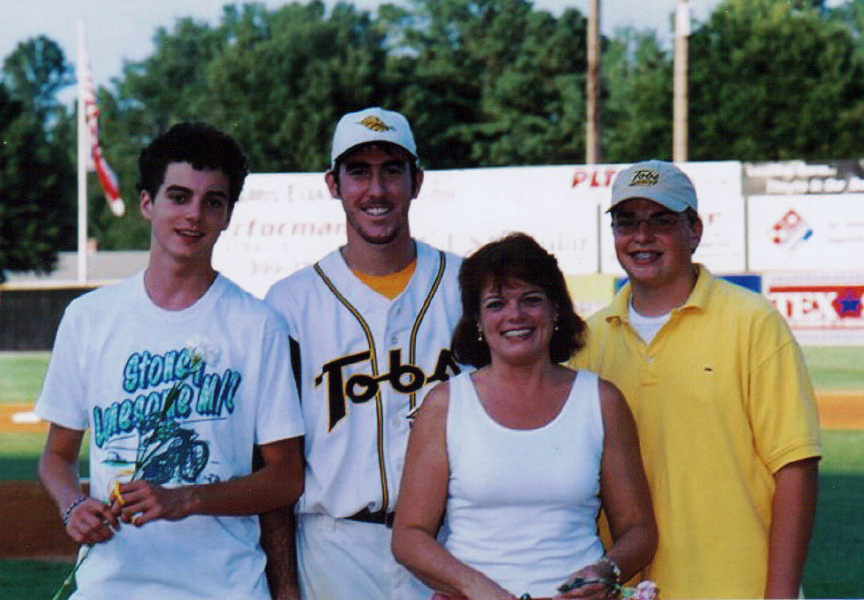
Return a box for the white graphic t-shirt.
[37,272,304,600]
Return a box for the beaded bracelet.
[62,494,88,526]
[599,555,622,583]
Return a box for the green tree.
[601,29,673,162]
[96,1,400,249]
[831,0,864,62]
[201,1,393,172]
[95,13,231,249]
[3,35,74,120]
[0,38,75,280]
[688,0,864,160]
[398,0,588,167]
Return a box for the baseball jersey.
[36,272,304,600]
[265,240,463,518]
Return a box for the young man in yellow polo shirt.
[572,160,821,599]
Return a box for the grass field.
[1,348,862,598]
[0,351,50,405]
[803,346,864,391]
[2,347,861,405]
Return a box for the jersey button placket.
[642,345,660,386]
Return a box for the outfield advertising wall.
[205,159,864,346]
[764,273,864,346]
[745,161,864,345]
[5,162,862,348]
[212,161,744,293]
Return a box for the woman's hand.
[554,563,617,599]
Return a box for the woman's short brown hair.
[452,233,585,368]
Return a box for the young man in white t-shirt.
[36,123,305,600]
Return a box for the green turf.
[0,348,861,597]
[1,431,861,598]
[0,432,89,481]
[0,558,75,600]
[803,430,864,598]
[0,351,49,405]
[801,346,864,390]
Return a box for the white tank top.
[443,369,605,598]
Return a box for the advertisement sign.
[212,173,345,298]
[213,166,601,298]
[411,165,598,275]
[744,160,864,196]
[747,194,864,271]
[589,161,745,275]
[764,272,864,345]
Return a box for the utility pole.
[586,0,601,164]
[673,0,689,162]
[76,21,88,284]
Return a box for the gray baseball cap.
[330,107,417,168]
[609,160,698,213]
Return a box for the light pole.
[673,0,690,162]
[586,0,601,164]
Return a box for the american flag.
[80,54,125,217]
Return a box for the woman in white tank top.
[392,233,656,600]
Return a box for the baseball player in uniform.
[263,107,463,600]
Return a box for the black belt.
[346,507,395,528]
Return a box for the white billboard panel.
[214,166,600,298]
[212,173,344,298]
[411,165,599,275]
[747,194,864,271]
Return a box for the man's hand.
[113,480,195,526]
[65,496,119,544]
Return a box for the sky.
[0,0,723,105]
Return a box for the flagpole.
[76,20,88,284]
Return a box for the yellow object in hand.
[111,480,125,506]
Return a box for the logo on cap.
[629,169,659,187]
[358,115,394,132]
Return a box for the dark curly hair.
[452,233,585,368]
[137,122,249,209]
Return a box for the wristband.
[599,555,622,583]
[62,494,88,526]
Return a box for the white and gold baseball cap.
[330,107,417,168]
[609,160,698,213]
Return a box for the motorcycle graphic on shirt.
[137,419,210,484]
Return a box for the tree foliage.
[689,0,864,160]
[601,29,673,162]
[3,35,74,120]
[397,0,588,166]
[0,37,75,280]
